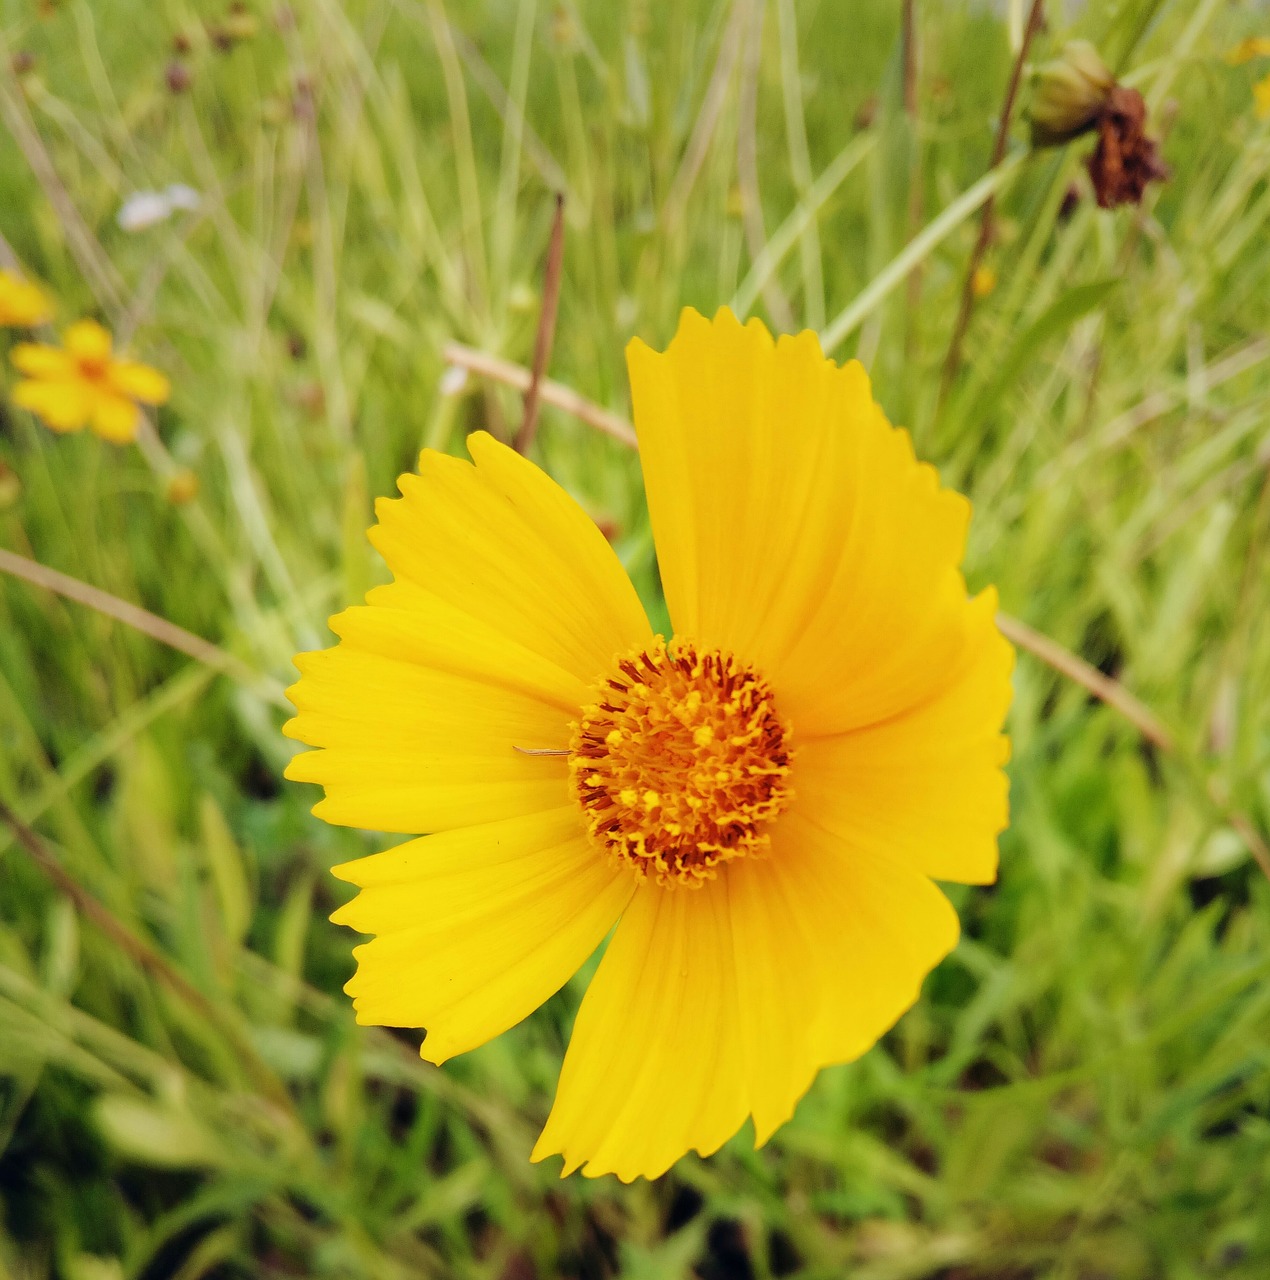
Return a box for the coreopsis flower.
[285,308,1013,1181]
[10,319,170,443]
[0,269,53,327]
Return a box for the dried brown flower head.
[1028,41,1167,210]
[1087,85,1169,209]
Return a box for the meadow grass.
[1,0,1270,1276]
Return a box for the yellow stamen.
[568,638,793,888]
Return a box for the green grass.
[2,0,1270,1276]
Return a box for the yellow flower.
[1226,36,1270,66]
[972,265,998,298]
[1256,72,1270,120]
[10,319,170,443]
[0,269,53,327]
[284,308,1013,1181]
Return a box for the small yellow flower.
[0,269,53,327]
[971,265,998,298]
[1226,36,1270,66]
[284,308,1013,1181]
[1256,72,1270,120]
[10,319,170,443]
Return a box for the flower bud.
[1029,41,1115,147]
[165,468,200,506]
[165,61,193,94]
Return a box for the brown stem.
[997,612,1270,882]
[939,0,1046,403]
[995,611,1173,751]
[443,343,637,447]
[515,193,566,454]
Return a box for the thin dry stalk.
[443,343,637,447]
[939,0,1046,402]
[1226,808,1270,883]
[0,548,288,708]
[995,611,1174,751]
[515,193,566,454]
[997,613,1270,884]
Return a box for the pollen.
[569,638,793,888]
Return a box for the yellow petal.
[63,318,112,362]
[284,645,573,832]
[794,589,1013,884]
[0,272,53,326]
[1256,72,1270,119]
[331,806,634,1062]
[327,578,590,715]
[533,815,958,1180]
[90,390,141,444]
[369,431,651,686]
[627,308,977,736]
[285,432,653,833]
[11,343,74,379]
[108,359,170,405]
[11,379,90,432]
[728,816,960,1134]
[1226,35,1270,65]
[532,879,749,1181]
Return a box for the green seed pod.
[1029,41,1116,148]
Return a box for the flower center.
[569,639,793,888]
[77,356,108,381]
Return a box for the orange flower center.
[569,639,793,888]
[77,355,109,381]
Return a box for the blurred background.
[2,0,1270,1276]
